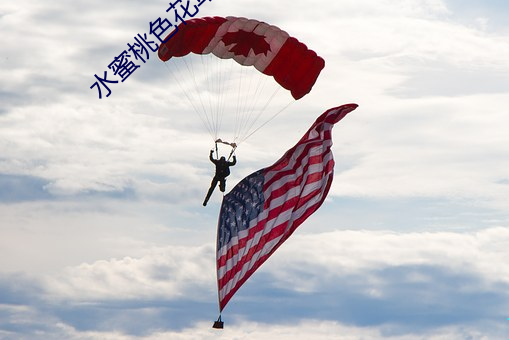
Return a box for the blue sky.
[1,0,509,339]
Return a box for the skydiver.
[203,149,237,206]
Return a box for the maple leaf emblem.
[221,30,271,57]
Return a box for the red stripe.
[267,150,328,184]
[218,219,289,289]
[219,244,278,310]
[264,138,332,188]
[218,194,332,311]
[218,166,333,286]
[217,154,326,266]
[217,105,357,311]
[216,197,294,269]
[217,218,266,268]
[217,153,333,268]
[265,119,333,172]
[218,222,287,287]
[266,153,331,201]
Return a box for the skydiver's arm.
[209,150,215,162]
[229,156,237,166]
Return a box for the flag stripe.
[218,162,332,284]
[216,157,333,268]
[217,160,335,287]
[266,154,333,200]
[264,139,332,186]
[219,196,331,309]
[216,104,357,311]
[218,157,333,289]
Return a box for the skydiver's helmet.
[220,157,226,162]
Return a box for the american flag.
[216,104,358,311]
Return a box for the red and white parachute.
[158,16,325,147]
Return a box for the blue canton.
[217,170,265,249]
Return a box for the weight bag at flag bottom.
[215,103,358,314]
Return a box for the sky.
[1,0,508,339]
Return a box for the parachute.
[157,16,325,147]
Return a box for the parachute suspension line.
[212,56,234,142]
[221,61,235,140]
[227,144,237,162]
[180,56,217,141]
[236,72,274,143]
[234,64,245,142]
[216,57,230,140]
[231,64,275,146]
[208,54,221,140]
[233,65,247,144]
[237,58,307,145]
[200,53,216,139]
[162,61,215,140]
[211,55,222,140]
[199,54,236,143]
[237,66,264,143]
[205,54,219,139]
[239,65,256,135]
[240,99,295,144]
[234,78,290,146]
[182,29,221,142]
[242,82,283,136]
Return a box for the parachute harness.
[214,138,237,161]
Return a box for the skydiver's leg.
[203,178,219,206]
[219,178,226,192]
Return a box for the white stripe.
[217,226,251,260]
[219,180,333,297]
[263,145,327,187]
[217,166,334,281]
[264,151,333,195]
[218,223,267,280]
[218,121,335,290]
[264,127,333,183]
[217,152,333,276]
[219,233,284,298]
[217,109,345,304]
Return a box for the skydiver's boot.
[203,182,216,206]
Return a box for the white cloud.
[1,0,509,338]
[1,226,508,338]
[6,318,503,340]
[330,93,509,210]
[36,227,509,317]
[266,227,509,292]
[44,244,216,302]
[0,199,218,275]
[2,0,508,210]
[142,320,501,340]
